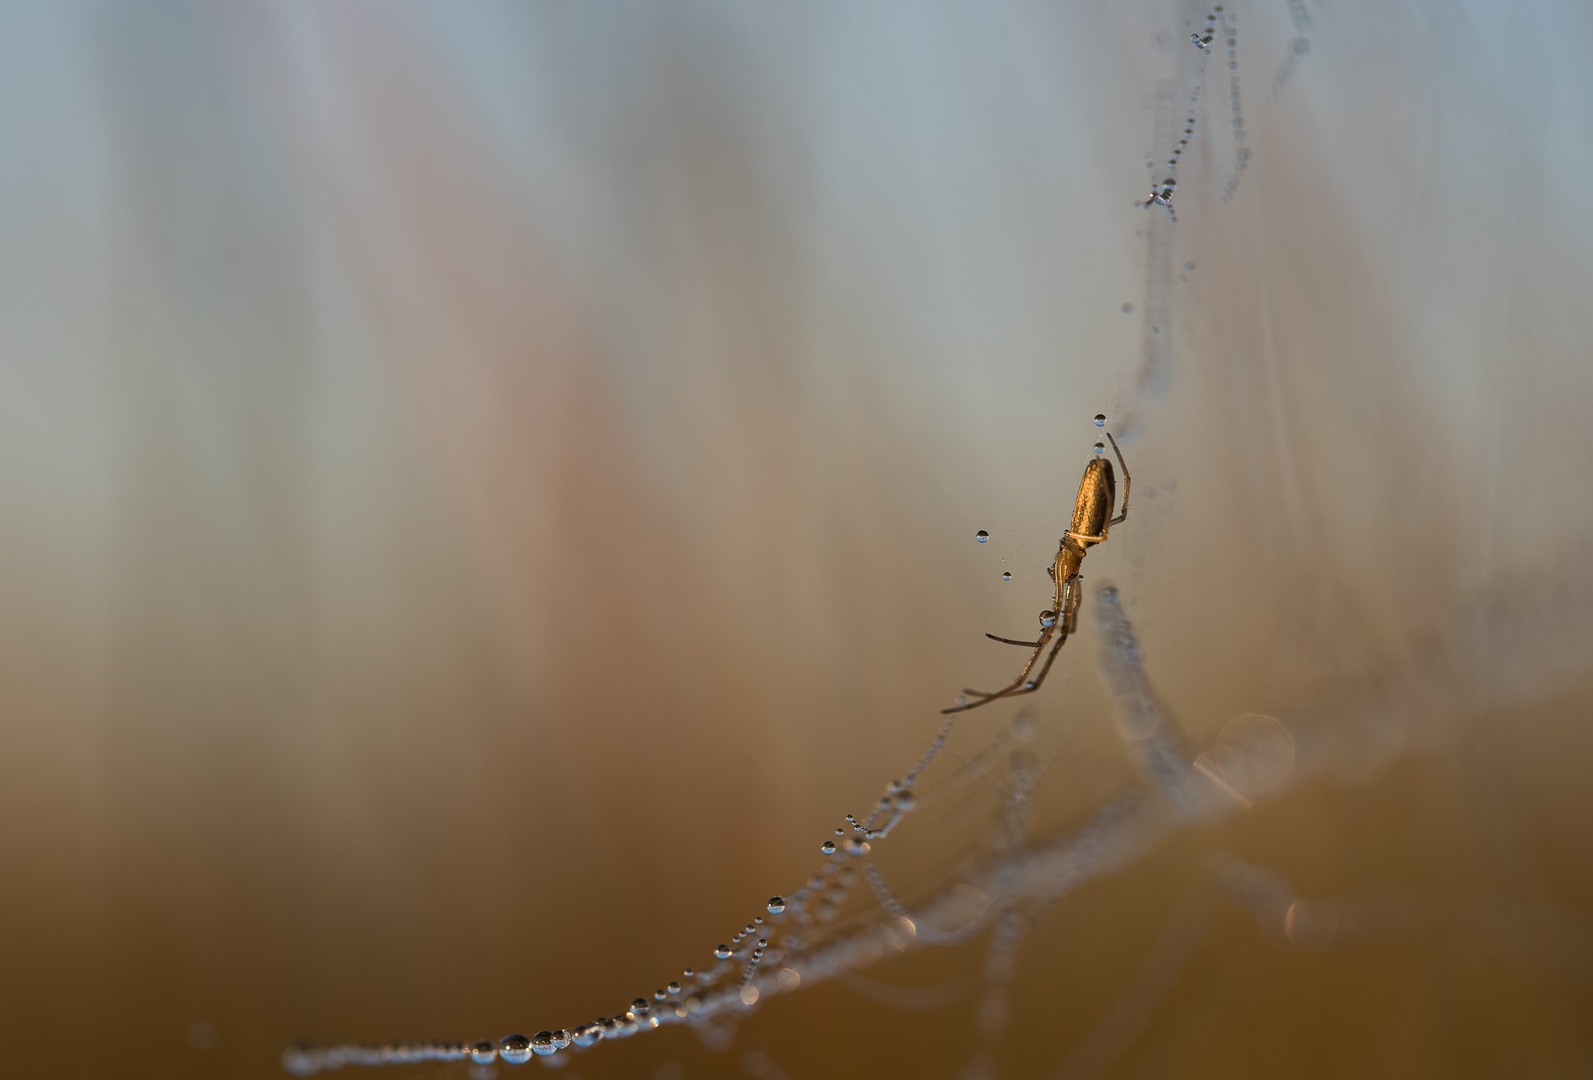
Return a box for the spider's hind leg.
[986,633,1044,648]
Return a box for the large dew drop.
[715,944,732,959]
[1094,413,1107,427]
[976,530,990,543]
[821,840,836,855]
[498,1035,532,1065]
[767,896,786,914]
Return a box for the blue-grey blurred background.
[2,2,1591,1077]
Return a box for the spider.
[943,431,1130,714]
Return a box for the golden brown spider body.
[943,433,1129,715]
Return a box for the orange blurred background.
[1,2,1591,1077]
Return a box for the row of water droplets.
[1140,6,1241,219]
[283,716,961,1075]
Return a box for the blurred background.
[2,1,1592,1077]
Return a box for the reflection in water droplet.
[976,530,990,543]
[470,1042,498,1065]
[530,1032,555,1057]
[1094,441,1106,455]
[767,896,786,914]
[498,1035,532,1065]
[821,840,836,855]
[1039,611,1057,628]
[715,944,732,959]
[1002,571,1012,581]
[1094,413,1107,426]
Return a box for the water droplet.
[1094,413,1107,426]
[281,1045,316,1076]
[499,1034,532,1065]
[571,1024,601,1048]
[1122,302,1134,313]
[976,530,990,543]
[895,790,917,812]
[1094,441,1106,455]
[834,827,843,836]
[955,695,967,707]
[1039,610,1058,628]
[821,840,836,855]
[630,998,649,1015]
[471,1041,498,1065]
[531,1031,556,1057]
[715,944,732,959]
[1002,571,1012,581]
[767,896,786,914]
[740,985,760,1006]
[683,967,695,978]
[654,988,667,1000]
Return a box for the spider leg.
[977,617,1075,704]
[944,621,1075,714]
[1106,432,1131,527]
[942,627,1057,714]
[986,633,1044,648]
